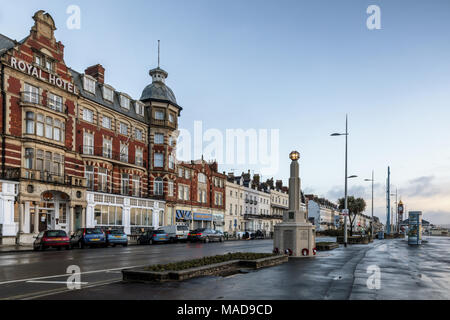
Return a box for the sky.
[1,0,450,225]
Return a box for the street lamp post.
[331,115,357,247]
[365,170,374,238]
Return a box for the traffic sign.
[342,209,349,216]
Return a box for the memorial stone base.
[274,222,315,257]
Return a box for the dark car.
[70,228,106,249]
[187,228,224,243]
[105,229,128,247]
[137,230,169,245]
[251,230,265,239]
[33,230,71,251]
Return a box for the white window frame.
[83,132,94,155]
[48,93,63,112]
[135,102,144,116]
[154,133,164,145]
[119,122,128,135]
[135,149,143,166]
[83,75,96,94]
[103,86,114,102]
[120,95,130,110]
[102,116,112,129]
[83,108,94,123]
[154,153,164,168]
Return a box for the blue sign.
[176,210,192,220]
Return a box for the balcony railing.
[79,146,145,167]
[21,92,66,114]
[19,168,86,187]
[151,118,177,128]
[0,167,21,180]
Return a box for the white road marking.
[26,281,88,285]
[0,264,146,285]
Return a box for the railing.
[151,118,177,128]
[244,213,281,220]
[20,168,86,187]
[21,92,66,114]
[0,167,21,180]
[79,146,145,167]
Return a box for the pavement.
[0,236,448,300]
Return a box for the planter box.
[122,255,288,283]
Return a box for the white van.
[158,225,189,242]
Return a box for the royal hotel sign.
[8,57,76,94]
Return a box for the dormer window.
[103,86,114,102]
[120,95,130,110]
[135,102,144,116]
[83,76,96,94]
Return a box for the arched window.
[154,178,163,196]
[26,112,35,134]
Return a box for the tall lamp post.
[331,115,357,247]
[364,170,375,238]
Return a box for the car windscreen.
[46,230,67,237]
[86,229,103,235]
[154,230,165,234]
[109,230,124,235]
[194,228,206,232]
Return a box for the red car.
[33,230,71,251]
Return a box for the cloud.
[402,176,442,198]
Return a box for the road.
[1,237,449,300]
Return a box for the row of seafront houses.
[0,11,381,245]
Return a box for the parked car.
[105,229,128,247]
[137,229,169,245]
[158,225,189,242]
[70,228,106,249]
[251,230,265,239]
[33,230,71,251]
[187,228,224,243]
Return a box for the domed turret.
[140,66,177,104]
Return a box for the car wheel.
[39,244,45,251]
[33,245,39,251]
[79,241,84,249]
[219,237,223,242]
[123,243,128,247]
[149,239,153,245]
[65,245,71,250]
[112,244,116,247]
[57,247,62,251]
[204,237,209,243]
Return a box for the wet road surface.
[1,237,449,300]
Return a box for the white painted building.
[86,192,165,235]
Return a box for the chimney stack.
[85,64,105,84]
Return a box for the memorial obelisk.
[274,151,316,257]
